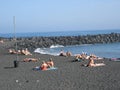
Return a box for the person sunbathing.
[17,50,22,54]
[23,58,39,62]
[59,50,66,56]
[87,57,95,67]
[0,40,4,43]
[8,49,17,54]
[40,61,48,70]
[66,51,72,57]
[86,56,105,67]
[21,48,32,55]
[46,58,54,67]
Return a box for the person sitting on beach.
[66,51,72,57]
[21,49,26,55]
[0,40,4,43]
[40,61,48,70]
[87,56,95,67]
[21,48,32,55]
[85,56,105,67]
[46,58,54,67]
[81,53,87,59]
[23,58,39,62]
[75,54,87,60]
[59,49,66,56]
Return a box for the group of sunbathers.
[73,52,105,67]
[59,50,72,57]
[8,48,32,55]
[33,58,54,71]
[75,53,103,61]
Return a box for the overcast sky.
[0,0,120,33]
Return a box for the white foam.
[34,48,59,56]
[50,45,64,48]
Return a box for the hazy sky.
[0,0,120,33]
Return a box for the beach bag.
[14,60,19,68]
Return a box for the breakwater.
[1,33,120,51]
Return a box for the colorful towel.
[110,58,120,61]
[33,66,58,71]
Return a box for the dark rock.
[1,33,120,51]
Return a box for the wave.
[50,45,64,48]
[34,44,90,56]
[34,48,48,54]
[34,47,60,56]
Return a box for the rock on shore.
[1,33,120,51]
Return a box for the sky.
[0,0,120,33]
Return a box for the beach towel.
[110,58,120,62]
[47,67,58,70]
[82,63,105,67]
[72,58,82,62]
[33,66,58,71]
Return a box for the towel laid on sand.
[110,58,120,62]
[33,66,58,71]
[82,63,105,67]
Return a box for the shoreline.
[0,41,120,90]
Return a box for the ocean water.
[1,30,120,58]
[0,29,120,37]
[34,42,120,58]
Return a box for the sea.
[0,30,120,58]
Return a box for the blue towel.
[33,67,58,71]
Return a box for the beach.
[0,41,120,90]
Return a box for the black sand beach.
[0,41,120,90]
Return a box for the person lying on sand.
[72,55,82,62]
[23,58,39,62]
[89,54,103,60]
[81,56,105,67]
[8,49,17,54]
[21,48,32,55]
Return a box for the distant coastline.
[0,29,120,38]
